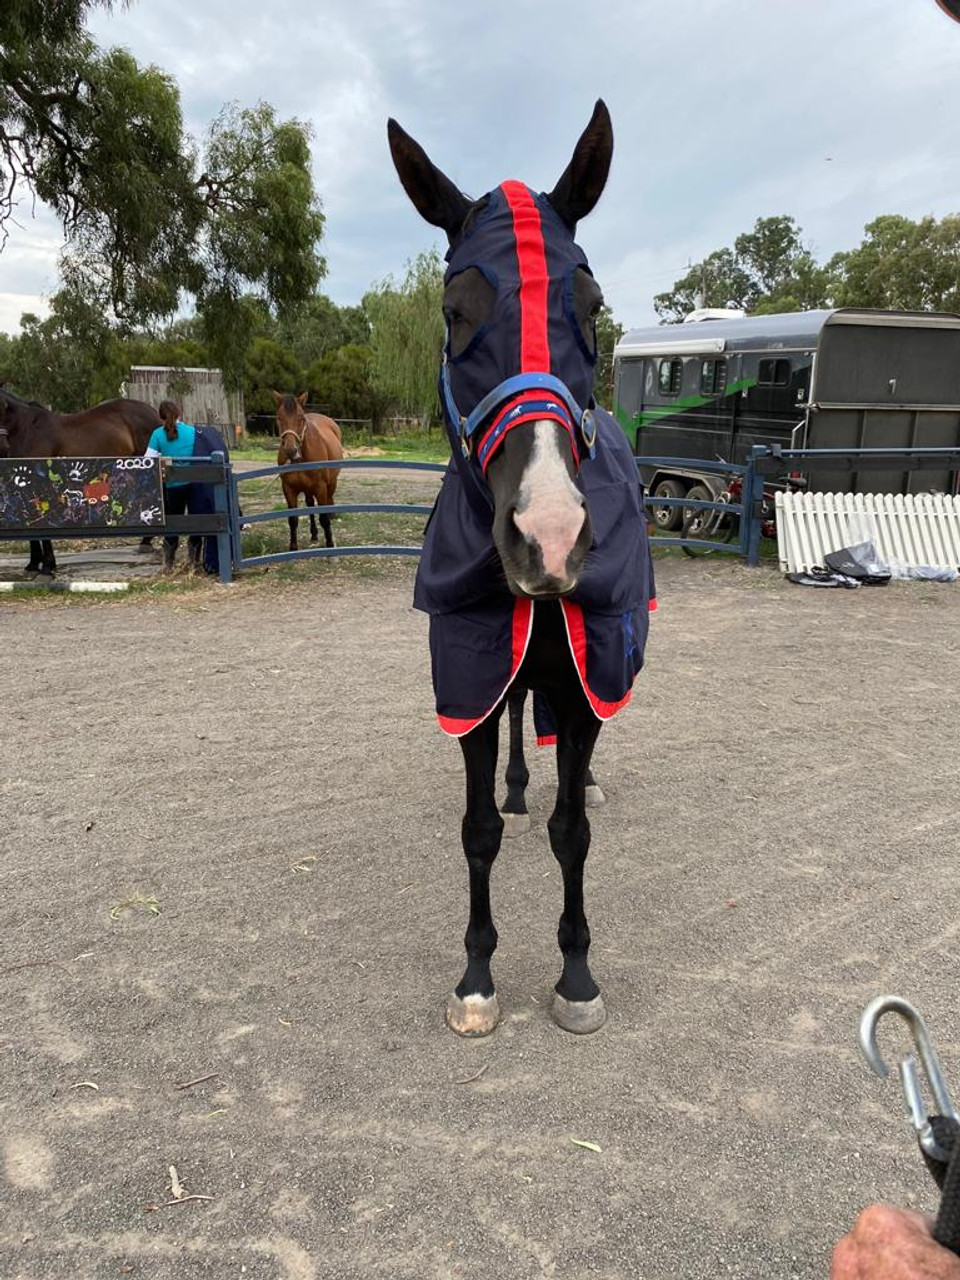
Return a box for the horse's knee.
[547,812,590,867]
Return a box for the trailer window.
[700,359,727,396]
[758,358,791,386]
[658,358,682,396]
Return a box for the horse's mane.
[0,386,46,411]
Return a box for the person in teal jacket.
[145,400,201,570]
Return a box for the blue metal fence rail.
[638,454,754,559]
[229,458,446,579]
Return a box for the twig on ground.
[143,1194,214,1211]
[455,1064,490,1085]
[175,1072,220,1091]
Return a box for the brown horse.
[273,391,342,550]
[0,390,160,574]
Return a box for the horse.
[0,390,159,574]
[273,391,343,550]
[389,100,655,1037]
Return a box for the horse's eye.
[444,307,465,326]
[589,299,603,319]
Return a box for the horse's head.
[388,101,613,598]
[274,391,309,463]
[0,389,32,458]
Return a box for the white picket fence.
[775,490,960,573]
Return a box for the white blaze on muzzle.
[512,421,586,581]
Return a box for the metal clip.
[859,995,959,1163]
[459,418,472,460]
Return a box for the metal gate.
[229,459,445,577]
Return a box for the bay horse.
[0,390,159,575]
[390,100,655,1037]
[273,391,343,550]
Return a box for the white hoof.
[585,784,606,808]
[445,992,501,1037]
[500,811,531,838]
[551,992,606,1035]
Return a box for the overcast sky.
[3,0,960,335]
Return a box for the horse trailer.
[612,308,960,529]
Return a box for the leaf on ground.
[169,1166,186,1200]
[570,1138,602,1153]
[70,1081,99,1092]
[290,856,317,873]
[110,893,162,921]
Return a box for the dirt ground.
[1,557,958,1280]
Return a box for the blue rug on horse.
[414,406,655,737]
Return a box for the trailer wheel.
[650,479,686,531]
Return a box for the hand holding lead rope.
[859,996,960,1256]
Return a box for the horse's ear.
[297,391,308,408]
[272,390,282,406]
[387,118,472,240]
[546,100,614,232]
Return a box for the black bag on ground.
[823,541,891,585]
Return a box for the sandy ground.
[1,557,959,1280]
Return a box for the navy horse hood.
[444,184,596,449]
[413,180,656,738]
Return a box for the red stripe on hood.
[500,181,550,373]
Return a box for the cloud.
[3,0,960,336]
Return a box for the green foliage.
[594,305,623,407]
[365,249,445,423]
[1,4,325,383]
[827,215,960,312]
[244,336,302,416]
[305,343,386,426]
[654,217,829,320]
[272,294,371,370]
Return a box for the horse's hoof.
[500,811,531,839]
[551,992,606,1035]
[136,543,155,554]
[23,569,39,580]
[585,783,606,808]
[445,992,500,1038]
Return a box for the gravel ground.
[1,557,958,1280]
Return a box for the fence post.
[743,448,766,566]
[211,452,233,584]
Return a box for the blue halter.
[440,359,598,467]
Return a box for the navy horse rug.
[413,179,656,738]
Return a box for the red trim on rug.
[437,597,534,738]
[559,599,634,721]
[536,734,558,747]
[500,181,550,373]
[649,597,658,612]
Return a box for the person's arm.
[145,427,162,459]
[831,1205,960,1279]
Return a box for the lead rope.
[859,996,960,1256]
[926,1116,960,1253]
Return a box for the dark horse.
[390,101,655,1037]
[274,391,343,551]
[0,390,158,575]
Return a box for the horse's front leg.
[447,707,505,1037]
[284,485,299,551]
[25,539,43,576]
[500,685,530,838]
[549,697,605,1034]
[40,540,56,576]
[306,493,318,543]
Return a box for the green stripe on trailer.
[616,377,758,449]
